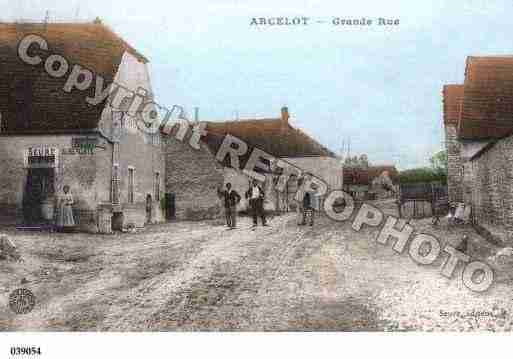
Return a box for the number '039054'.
[10,347,41,356]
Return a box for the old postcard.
[0,0,512,357]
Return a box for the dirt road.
[1,203,512,331]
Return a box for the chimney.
[281,106,289,125]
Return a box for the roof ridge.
[206,118,281,124]
[0,21,148,63]
[204,116,336,157]
[95,22,149,63]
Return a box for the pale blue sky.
[3,0,513,168]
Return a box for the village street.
[1,201,512,331]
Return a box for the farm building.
[443,56,513,245]
[343,165,399,200]
[0,21,165,232]
[163,107,342,219]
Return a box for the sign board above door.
[23,146,59,168]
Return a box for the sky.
[2,0,513,169]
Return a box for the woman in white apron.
[56,185,75,232]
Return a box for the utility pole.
[74,4,80,21]
[43,10,49,31]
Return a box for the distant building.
[163,107,342,219]
[443,56,513,244]
[0,22,164,231]
[343,165,398,200]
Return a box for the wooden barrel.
[41,199,55,221]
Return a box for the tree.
[430,150,448,176]
[398,168,441,184]
[398,150,448,185]
[359,154,369,168]
[344,154,370,168]
[430,150,448,184]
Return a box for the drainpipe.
[110,112,123,207]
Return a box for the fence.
[397,182,448,219]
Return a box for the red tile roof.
[343,165,399,186]
[343,167,371,186]
[0,22,147,133]
[443,84,464,125]
[458,56,513,140]
[204,118,336,158]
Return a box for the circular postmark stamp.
[9,288,36,314]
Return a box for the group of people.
[217,174,318,230]
[217,180,268,230]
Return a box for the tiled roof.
[458,56,513,140]
[343,165,399,186]
[343,167,370,186]
[0,22,146,133]
[204,118,336,158]
[368,165,399,182]
[443,84,464,125]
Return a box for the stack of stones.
[0,234,20,261]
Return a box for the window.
[128,167,135,204]
[154,172,160,201]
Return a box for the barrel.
[41,199,55,221]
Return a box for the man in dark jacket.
[245,180,268,228]
[299,191,315,226]
[218,183,241,229]
[298,173,317,226]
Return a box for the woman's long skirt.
[57,204,75,228]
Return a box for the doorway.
[22,168,55,225]
[165,193,176,220]
[146,194,152,224]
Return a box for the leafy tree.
[344,154,370,168]
[398,168,440,184]
[359,154,369,168]
[398,150,448,185]
[430,150,448,179]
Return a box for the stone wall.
[445,124,463,203]
[116,130,165,226]
[0,130,164,230]
[163,136,341,218]
[0,134,106,231]
[467,134,513,243]
[163,136,224,220]
[102,51,165,228]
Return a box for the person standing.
[218,183,241,229]
[245,180,268,228]
[56,185,75,232]
[297,173,317,226]
[295,177,305,225]
[299,190,317,226]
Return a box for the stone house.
[443,56,513,244]
[0,22,164,231]
[343,165,398,200]
[162,132,224,220]
[442,84,465,204]
[163,107,342,219]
